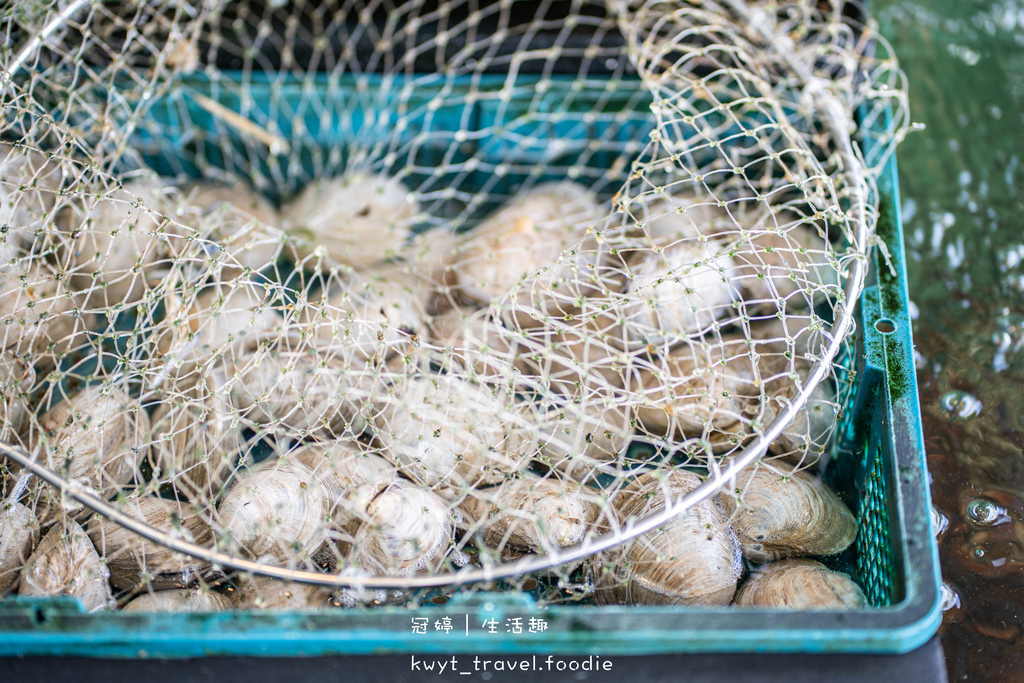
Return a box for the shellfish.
[122,587,232,612]
[217,460,333,563]
[733,559,867,609]
[0,501,40,594]
[18,520,112,612]
[591,470,741,606]
[721,465,857,563]
[0,142,67,255]
[86,495,213,591]
[281,173,419,269]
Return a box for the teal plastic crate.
[0,70,941,657]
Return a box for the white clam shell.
[217,460,333,563]
[298,265,428,363]
[0,353,35,443]
[533,396,634,480]
[452,182,606,324]
[123,587,232,612]
[230,575,340,610]
[428,306,521,382]
[591,471,741,606]
[148,372,249,502]
[18,520,112,612]
[281,173,419,269]
[176,181,284,275]
[0,501,40,595]
[374,374,533,492]
[734,559,867,609]
[349,480,455,577]
[618,238,739,349]
[31,385,149,519]
[288,440,398,509]
[459,476,600,554]
[0,143,67,254]
[87,496,213,591]
[722,465,857,563]
[63,178,174,308]
[0,261,90,369]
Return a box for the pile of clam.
[0,143,863,612]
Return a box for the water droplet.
[974,547,986,558]
[940,390,983,419]
[940,582,961,612]
[966,498,1000,525]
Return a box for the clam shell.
[62,178,173,308]
[0,261,90,369]
[288,440,398,509]
[86,496,213,591]
[215,333,381,439]
[459,476,600,554]
[591,471,741,606]
[631,340,753,445]
[217,460,333,563]
[18,520,112,612]
[373,374,533,492]
[722,465,857,562]
[176,181,283,275]
[298,264,428,363]
[514,317,633,395]
[0,143,67,254]
[451,182,605,323]
[349,480,455,577]
[156,280,281,372]
[428,306,521,382]
[533,396,634,480]
[618,238,739,349]
[734,559,867,609]
[148,373,248,501]
[31,385,149,518]
[0,353,35,443]
[230,575,340,610]
[281,173,419,269]
[122,587,232,612]
[0,501,40,594]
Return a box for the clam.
[148,373,249,501]
[86,496,213,591]
[62,178,175,308]
[156,279,282,372]
[734,559,867,609]
[0,260,90,369]
[722,464,857,562]
[451,182,606,325]
[31,384,149,518]
[617,238,739,349]
[217,460,333,563]
[428,306,521,382]
[214,333,381,439]
[18,519,112,612]
[373,374,533,493]
[533,396,634,481]
[514,317,633,396]
[0,142,67,254]
[459,476,600,555]
[631,338,755,447]
[0,353,35,443]
[122,587,232,612]
[281,173,419,269]
[288,440,398,509]
[591,470,741,606]
[230,575,340,610]
[176,180,283,275]
[0,501,40,594]
[298,264,428,363]
[349,480,456,577]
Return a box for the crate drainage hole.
[875,318,897,334]
[33,607,46,625]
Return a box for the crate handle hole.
[875,318,896,334]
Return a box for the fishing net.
[0,0,908,611]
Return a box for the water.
[874,1,1024,679]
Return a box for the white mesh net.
[0,0,907,612]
